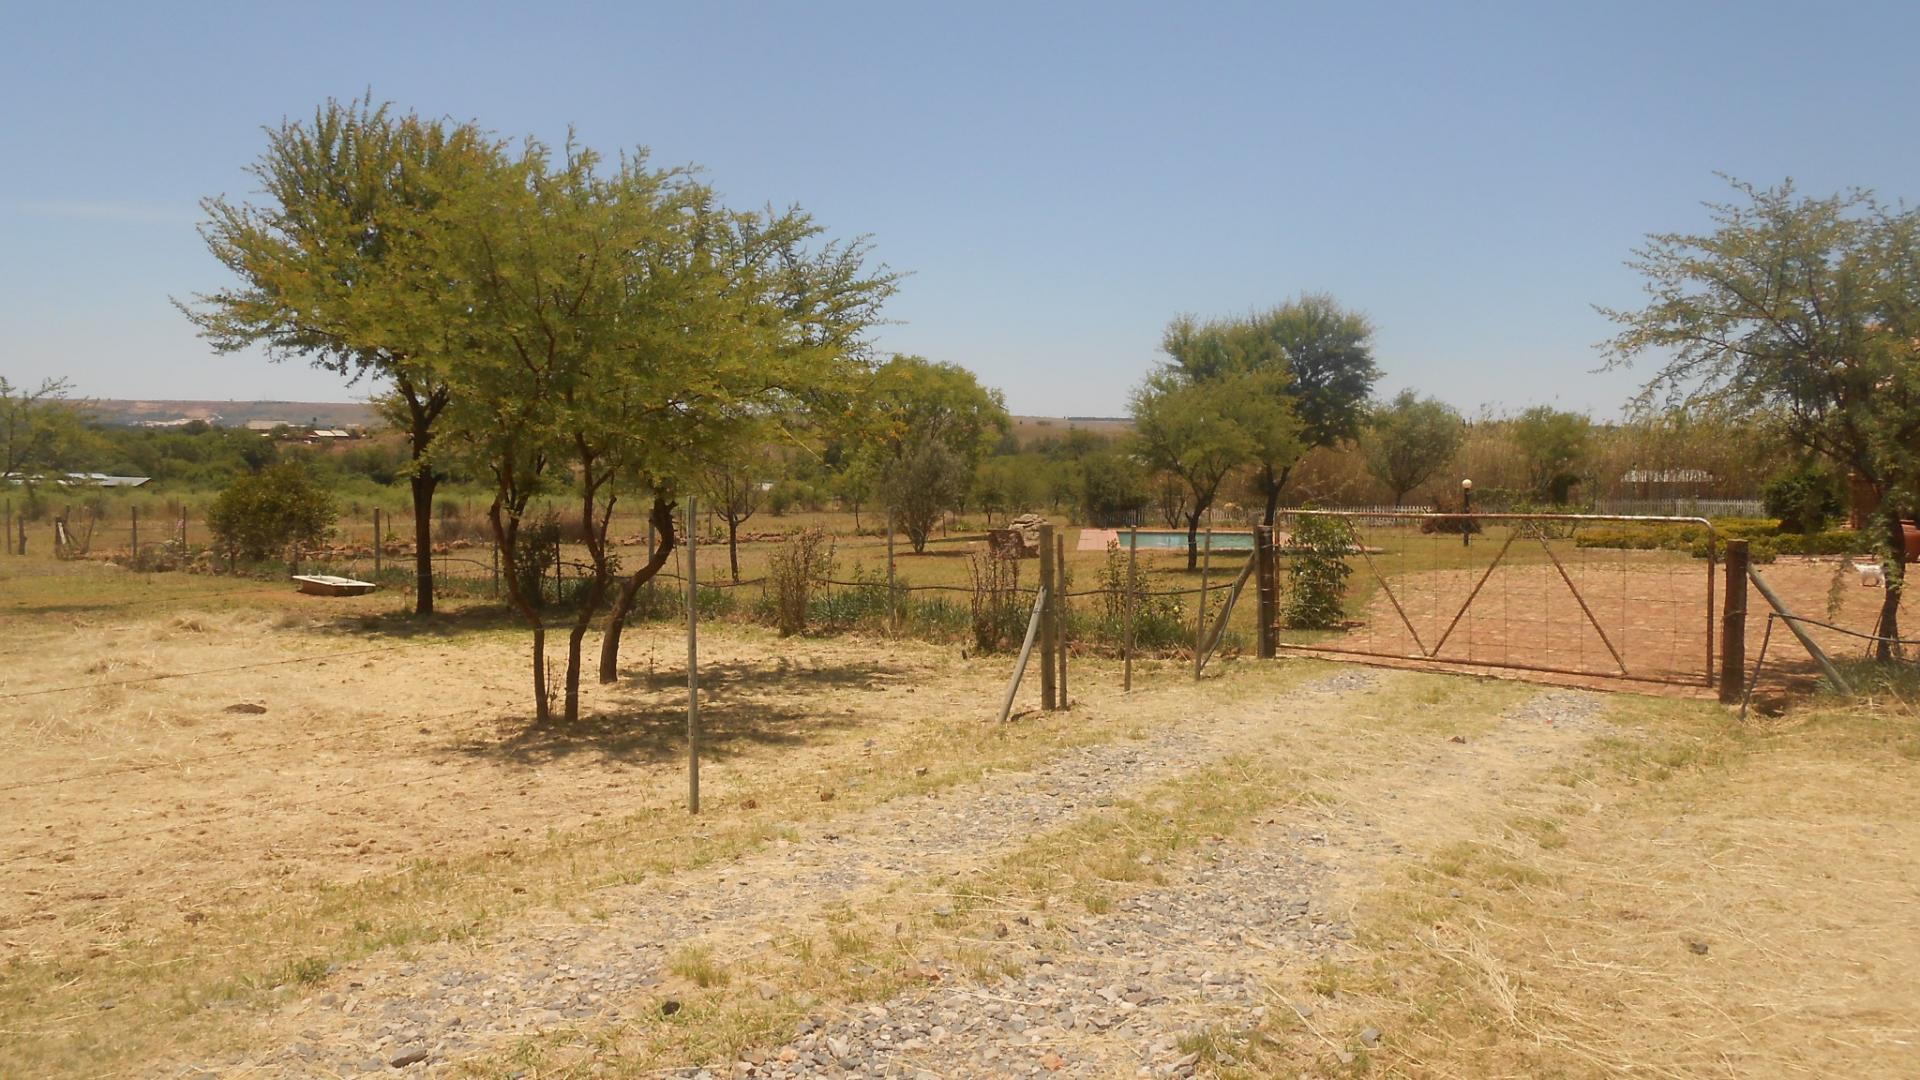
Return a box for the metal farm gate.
[1260,511,1720,688]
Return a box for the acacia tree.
[185,98,505,616]
[1,377,91,500]
[1163,294,1379,523]
[1510,407,1592,504]
[854,356,1010,552]
[698,446,768,583]
[1365,390,1466,504]
[1604,179,1920,657]
[1131,367,1291,567]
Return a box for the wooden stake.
[373,508,382,575]
[997,586,1050,723]
[887,509,898,635]
[686,495,701,813]
[130,505,138,556]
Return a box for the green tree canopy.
[1602,177,1920,654]
[1509,406,1592,504]
[1,377,93,492]
[184,96,509,615]
[1162,293,1378,522]
[1130,366,1292,567]
[1365,390,1466,505]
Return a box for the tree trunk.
[727,517,740,583]
[1260,463,1293,527]
[531,624,548,723]
[411,470,437,616]
[598,497,678,684]
[565,621,589,721]
[1880,513,1906,662]
[1185,510,1202,570]
[489,495,549,723]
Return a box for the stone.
[389,1047,429,1068]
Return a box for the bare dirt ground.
[4,559,1918,1079]
[1299,552,1889,693]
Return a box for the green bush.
[1763,464,1845,533]
[1283,514,1357,630]
[204,463,336,565]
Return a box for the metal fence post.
[1123,525,1138,691]
[1038,523,1057,710]
[1254,524,1276,659]
[886,509,898,636]
[1194,528,1213,680]
[1719,539,1748,704]
[1055,530,1068,709]
[686,495,701,813]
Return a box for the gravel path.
[729,687,1611,1080]
[174,672,1386,1078]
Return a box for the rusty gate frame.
[1270,511,1720,688]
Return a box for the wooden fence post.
[1720,539,1748,704]
[1255,524,1276,659]
[373,508,382,575]
[1038,523,1057,710]
[3,498,10,555]
[130,505,138,556]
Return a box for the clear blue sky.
[4,2,1917,418]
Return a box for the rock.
[1688,939,1710,955]
[1359,1027,1381,1046]
[661,999,683,1016]
[388,1047,429,1067]
[225,703,268,714]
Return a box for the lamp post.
[1461,478,1474,548]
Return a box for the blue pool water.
[1112,530,1254,551]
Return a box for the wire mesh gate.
[1267,511,1720,688]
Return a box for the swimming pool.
[1093,529,1255,551]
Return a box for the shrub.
[967,544,1028,652]
[1763,464,1845,533]
[1283,514,1357,629]
[511,514,561,609]
[768,528,834,636]
[204,463,337,566]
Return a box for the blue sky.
[4,2,1917,418]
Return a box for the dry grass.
[1242,693,1920,1078]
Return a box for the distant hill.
[1010,414,1132,448]
[86,400,383,429]
[85,401,1134,444]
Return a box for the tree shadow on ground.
[452,658,912,767]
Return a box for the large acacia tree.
[1163,294,1379,523]
[1365,390,1466,505]
[185,98,505,615]
[855,356,1011,552]
[1130,366,1295,568]
[1604,179,1920,657]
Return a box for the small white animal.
[1856,561,1886,587]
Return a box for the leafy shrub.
[1763,464,1845,533]
[511,514,561,609]
[204,463,336,565]
[1077,538,1188,652]
[1283,514,1357,629]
